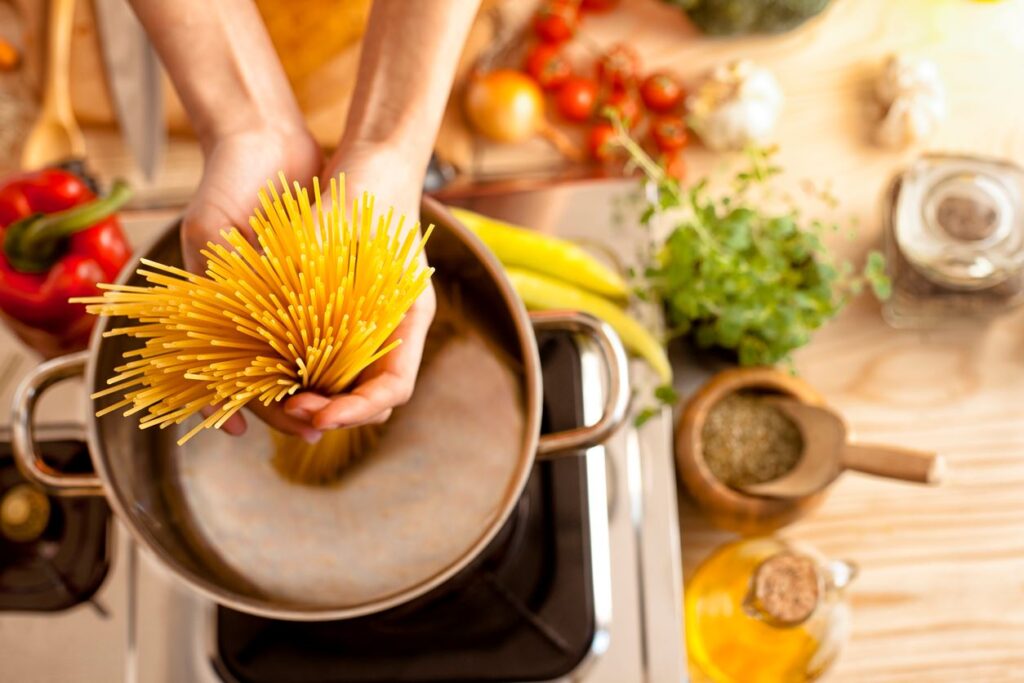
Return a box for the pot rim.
[82,196,544,621]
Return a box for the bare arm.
[333,0,481,177]
[128,0,305,150]
[130,0,322,441]
[128,0,481,435]
[288,0,481,431]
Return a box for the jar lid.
[893,154,1024,290]
[749,552,820,626]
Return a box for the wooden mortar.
[675,367,828,535]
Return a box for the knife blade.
[93,0,164,180]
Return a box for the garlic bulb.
[874,54,945,148]
[687,60,783,152]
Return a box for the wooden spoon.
[21,0,85,170]
[740,398,945,499]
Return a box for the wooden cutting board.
[14,0,372,144]
[75,0,372,143]
[13,0,496,152]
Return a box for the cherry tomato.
[524,44,572,91]
[604,90,641,128]
[640,72,684,113]
[650,115,690,152]
[662,149,686,180]
[533,1,579,44]
[597,44,640,90]
[556,76,599,122]
[587,123,618,161]
[581,0,620,12]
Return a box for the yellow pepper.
[506,268,672,384]
[450,207,630,302]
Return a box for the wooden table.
[45,0,1024,679]
[627,1,1024,680]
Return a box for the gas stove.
[0,179,686,682]
[135,332,610,683]
[0,429,111,613]
[0,424,131,683]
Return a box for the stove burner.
[212,334,600,682]
[0,435,112,613]
[1,484,51,543]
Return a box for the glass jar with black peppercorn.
[883,153,1024,328]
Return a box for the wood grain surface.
[647,1,1024,680]
[27,0,1024,679]
[24,0,493,147]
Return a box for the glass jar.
[883,153,1024,328]
[685,537,857,683]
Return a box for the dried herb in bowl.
[701,392,803,488]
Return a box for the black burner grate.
[0,438,112,613]
[214,333,599,682]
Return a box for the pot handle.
[531,311,631,459]
[11,351,104,497]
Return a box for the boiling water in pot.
[164,304,525,608]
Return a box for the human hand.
[181,125,322,272]
[183,125,326,442]
[280,142,437,430]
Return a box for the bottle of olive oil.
[686,537,857,683]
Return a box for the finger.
[247,402,323,444]
[180,202,257,274]
[311,290,435,430]
[200,404,247,437]
[180,212,227,275]
[311,380,406,430]
[283,392,331,421]
[374,284,435,388]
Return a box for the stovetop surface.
[0,426,128,683]
[213,333,599,683]
[0,439,112,612]
[0,179,686,683]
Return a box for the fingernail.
[286,407,313,420]
[301,429,323,445]
[313,412,353,431]
[316,405,359,428]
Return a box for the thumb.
[180,198,259,275]
[180,204,231,275]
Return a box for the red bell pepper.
[0,169,132,354]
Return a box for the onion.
[464,70,545,143]
[464,70,580,159]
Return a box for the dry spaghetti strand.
[74,173,433,446]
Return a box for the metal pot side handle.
[531,311,631,459]
[11,350,104,497]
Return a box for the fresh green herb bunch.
[613,121,890,367]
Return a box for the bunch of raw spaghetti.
[76,173,432,451]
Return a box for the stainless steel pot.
[11,197,630,621]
